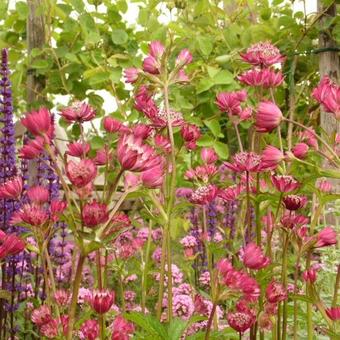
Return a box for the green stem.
[281,232,289,340]
[141,219,153,313]
[293,251,302,340]
[332,265,340,307]
[157,230,167,320]
[234,123,244,152]
[205,301,217,340]
[66,254,86,340]
[255,173,261,246]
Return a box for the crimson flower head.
[201,147,218,164]
[189,185,218,205]
[266,281,287,303]
[238,68,284,88]
[132,123,153,139]
[0,231,25,259]
[103,117,129,134]
[11,203,49,227]
[19,137,45,159]
[66,159,97,188]
[66,141,90,157]
[302,268,317,283]
[21,107,53,139]
[31,305,52,326]
[111,315,135,340]
[241,242,270,270]
[261,145,285,170]
[80,320,99,340]
[82,200,109,227]
[154,134,171,153]
[271,174,299,193]
[227,309,256,333]
[283,195,307,211]
[149,40,165,59]
[312,76,340,120]
[141,163,165,188]
[224,151,262,172]
[0,176,23,199]
[176,48,193,66]
[60,101,96,123]
[90,289,115,314]
[181,123,201,150]
[240,41,285,67]
[292,142,309,159]
[325,306,340,321]
[315,226,337,248]
[124,67,140,84]
[218,184,243,201]
[143,56,160,74]
[255,101,283,133]
[117,133,162,172]
[27,186,49,205]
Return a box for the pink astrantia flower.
[103,117,129,134]
[283,195,307,211]
[154,134,171,153]
[31,305,52,326]
[0,176,23,199]
[266,281,287,303]
[93,148,111,166]
[224,151,262,172]
[299,128,318,150]
[21,108,53,140]
[261,145,285,170]
[40,319,58,338]
[66,159,97,188]
[189,185,218,205]
[27,186,49,204]
[54,289,70,306]
[240,41,285,67]
[271,174,299,193]
[201,147,218,164]
[149,41,165,59]
[143,56,160,74]
[176,48,193,66]
[11,203,49,227]
[238,68,284,88]
[241,242,270,270]
[117,133,162,172]
[132,124,153,139]
[218,184,244,201]
[0,231,25,259]
[19,136,45,159]
[317,179,332,193]
[255,101,283,132]
[302,268,317,283]
[111,315,135,340]
[141,163,164,188]
[312,75,340,120]
[292,142,309,159]
[227,309,256,333]
[90,289,115,314]
[181,123,201,150]
[60,101,96,123]
[325,307,340,321]
[315,226,337,248]
[82,200,109,227]
[79,319,99,340]
[124,67,140,84]
[66,141,90,157]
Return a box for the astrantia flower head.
[111,315,135,340]
[66,159,97,188]
[90,289,115,314]
[79,319,99,340]
[82,200,109,227]
[314,226,337,248]
[31,305,52,326]
[201,147,218,164]
[325,307,340,321]
[261,145,285,170]
[124,67,140,84]
[66,141,90,157]
[312,75,340,120]
[189,185,218,205]
[224,151,262,172]
[12,203,49,227]
[227,309,256,333]
[0,231,25,259]
[0,176,23,199]
[60,101,96,123]
[292,142,309,160]
[283,195,307,211]
[240,41,285,67]
[238,68,284,88]
[241,242,270,270]
[19,136,45,159]
[117,133,163,172]
[255,101,283,133]
[21,107,53,140]
[271,174,299,193]
[27,185,50,205]
[266,281,287,303]
[181,123,201,150]
[218,184,244,201]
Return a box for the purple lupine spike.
[207,199,217,239]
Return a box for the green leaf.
[196,135,214,147]
[31,59,49,69]
[213,141,229,159]
[290,294,313,303]
[196,78,214,94]
[90,136,104,150]
[111,29,129,45]
[123,312,167,339]
[213,70,234,85]
[197,36,213,56]
[167,318,187,340]
[204,119,222,137]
